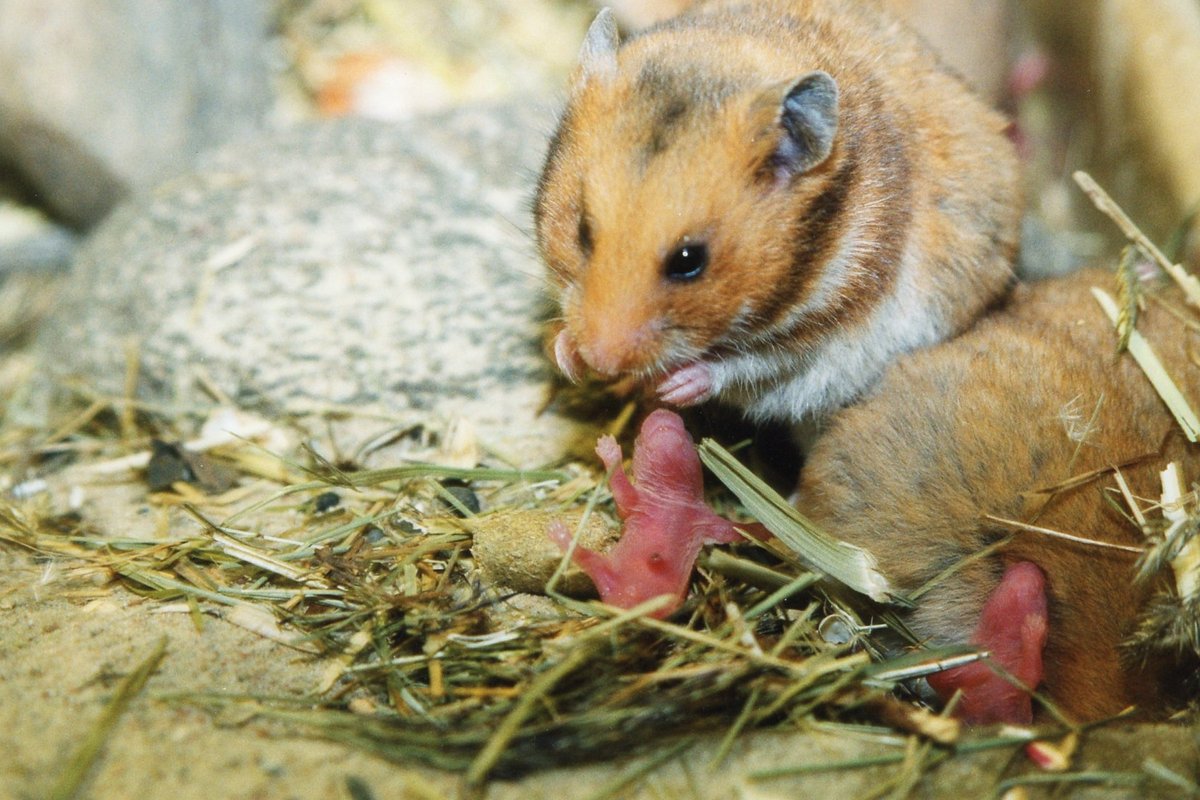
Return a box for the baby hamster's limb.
[926,561,1048,724]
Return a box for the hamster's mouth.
[554,328,717,407]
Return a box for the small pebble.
[440,482,480,516]
[10,478,48,500]
[312,490,341,513]
[347,697,377,715]
[145,440,195,492]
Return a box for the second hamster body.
[796,268,1200,720]
[535,0,1020,426]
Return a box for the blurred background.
[0,0,585,374]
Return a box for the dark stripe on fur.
[768,104,914,344]
[755,148,859,327]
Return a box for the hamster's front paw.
[657,362,715,406]
[553,329,587,383]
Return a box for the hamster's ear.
[578,8,620,86]
[752,71,839,181]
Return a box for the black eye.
[664,242,709,281]
[578,216,594,257]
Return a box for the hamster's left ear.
[578,8,620,86]
[751,71,840,182]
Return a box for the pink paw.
[1007,49,1050,100]
[547,520,573,550]
[595,435,622,471]
[657,362,715,406]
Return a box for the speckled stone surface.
[33,102,583,464]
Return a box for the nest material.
[0,401,918,784]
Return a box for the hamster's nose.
[577,318,656,376]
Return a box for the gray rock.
[0,201,77,274]
[0,0,271,227]
[33,102,585,465]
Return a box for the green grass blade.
[697,439,895,602]
[1093,287,1200,442]
[48,637,168,800]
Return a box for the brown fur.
[796,269,1200,720]
[535,0,1020,424]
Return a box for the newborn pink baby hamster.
[549,409,744,617]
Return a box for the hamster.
[548,408,745,617]
[535,0,1020,427]
[796,267,1200,721]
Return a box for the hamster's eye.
[577,216,594,257]
[664,242,709,281]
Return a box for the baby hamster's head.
[535,10,845,383]
[629,408,703,497]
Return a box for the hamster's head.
[629,408,703,498]
[534,9,845,385]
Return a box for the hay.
[0,398,935,786]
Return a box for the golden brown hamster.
[797,268,1200,721]
[535,0,1020,426]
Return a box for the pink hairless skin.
[548,409,745,618]
[926,561,1049,725]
